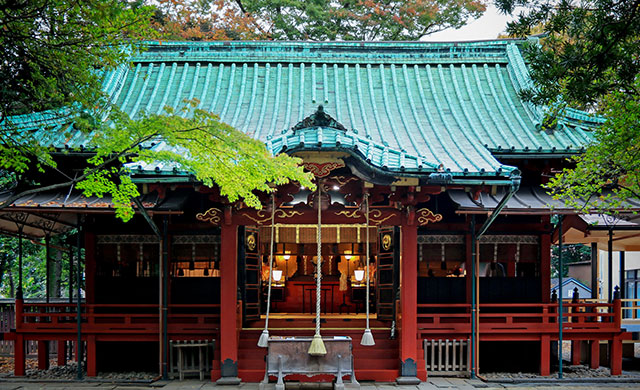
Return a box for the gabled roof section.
[3,40,597,179]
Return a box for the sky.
[425,4,517,42]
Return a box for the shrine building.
[0,40,630,382]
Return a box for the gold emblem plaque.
[382,233,392,251]
[246,233,257,251]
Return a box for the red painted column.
[398,223,421,383]
[86,335,97,377]
[217,222,239,383]
[590,340,600,369]
[571,340,581,365]
[540,335,550,376]
[610,336,622,375]
[541,234,551,303]
[57,340,66,366]
[14,334,25,376]
[37,340,49,370]
[14,298,25,376]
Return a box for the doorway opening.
[259,224,377,317]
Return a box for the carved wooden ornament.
[196,208,223,225]
[417,208,443,226]
[303,161,345,177]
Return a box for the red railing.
[17,302,220,337]
[417,301,621,338]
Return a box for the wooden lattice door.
[238,226,261,323]
[376,226,399,321]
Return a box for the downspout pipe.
[477,174,521,237]
[470,215,477,379]
[470,173,520,378]
[76,216,83,380]
[130,197,165,378]
[162,216,169,380]
[557,215,564,379]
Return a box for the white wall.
[598,250,640,300]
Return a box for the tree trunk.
[8,271,14,298]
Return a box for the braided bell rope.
[365,194,371,329]
[257,194,276,347]
[314,184,322,337]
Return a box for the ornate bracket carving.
[334,208,396,225]
[241,209,303,225]
[335,210,361,219]
[196,208,223,226]
[303,161,345,177]
[417,208,443,226]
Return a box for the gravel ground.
[482,365,628,379]
[0,358,156,381]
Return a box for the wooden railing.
[417,301,621,338]
[620,299,640,322]
[16,302,220,336]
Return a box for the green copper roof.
[5,40,598,180]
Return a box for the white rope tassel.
[308,184,327,356]
[361,193,375,346]
[258,194,276,348]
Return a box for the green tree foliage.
[0,236,74,299]
[546,81,640,212]
[0,0,155,118]
[0,0,314,221]
[497,0,640,213]
[497,0,640,109]
[152,0,487,41]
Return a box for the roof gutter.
[477,173,521,237]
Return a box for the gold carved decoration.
[417,208,443,226]
[303,161,345,177]
[242,209,303,225]
[369,209,395,225]
[330,175,359,186]
[382,233,393,251]
[335,210,361,219]
[335,209,395,225]
[196,208,223,225]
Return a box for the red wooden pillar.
[571,340,581,365]
[14,298,25,376]
[86,335,97,377]
[217,222,240,384]
[540,335,550,376]
[397,223,422,384]
[37,340,49,370]
[14,334,25,376]
[610,336,622,375]
[541,233,551,303]
[57,340,66,366]
[590,340,600,369]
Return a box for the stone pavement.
[2,378,640,390]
